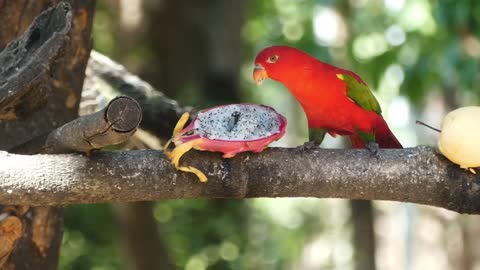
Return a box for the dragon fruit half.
[164,103,287,182]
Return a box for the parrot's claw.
[300,140,319,151]
[365,142,380,158]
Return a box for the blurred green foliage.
[243,0,480,107]
[61,204,122,270]
[60,0,480,269]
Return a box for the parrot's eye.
[267,55,279,63]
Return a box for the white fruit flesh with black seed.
[164,103,287,182]
[195,104,282,141]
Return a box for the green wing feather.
[336,73,381,144]
[309,128,327,145]
[336,73,382,115]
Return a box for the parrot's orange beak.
[253,64,268,85]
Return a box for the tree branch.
[0,2,71,120]
[45,95,141,153]
[12,96,142,154]
[85,51,190,140]
[0,146,479,213]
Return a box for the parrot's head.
[253,45,310,85]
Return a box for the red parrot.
[253,45,402,149]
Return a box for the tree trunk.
[350,200,376,270]
[115,202,175,270]
[141,0,246,104]
[0,1,95,269]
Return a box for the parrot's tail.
[375,120,403,148]
[350,117,403,149]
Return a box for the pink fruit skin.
[174,104,287,158]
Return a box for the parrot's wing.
[336,73,382,115]
[308,128,327,145]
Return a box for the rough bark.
[0,2,71,120]
[0,1,68,50]
[85,51,189,140]
[0,1,95,269]
[13,96,141,154]
[0,0,95,150]
[44,95,140,153]
[0,146,479,214]
[4,207,64,270]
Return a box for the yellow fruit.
[438,106,480,169]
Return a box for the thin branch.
[85,51,191,140]
[0,146,479,214]
[0,2,71,120]
[416,120,441,133]
[13,96,142,154]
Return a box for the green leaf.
[337,73,382,114]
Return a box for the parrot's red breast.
[253,45,402,149]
